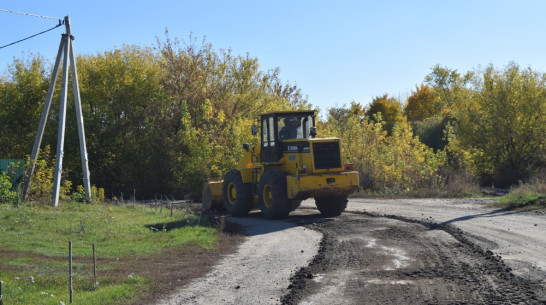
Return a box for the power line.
[0,9,64,49]
[0,8,61,21]
[0,21,63,49]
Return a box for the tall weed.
[500,173,546,207]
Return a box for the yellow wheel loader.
[202,110,359,219]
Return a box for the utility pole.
[22,16,91,206]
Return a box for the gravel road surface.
[155,198,546,304]
[335,198,546,286]
[155,212,322,305]
[294,198,546,304]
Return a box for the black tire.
[222,170,252,216]
[315,196,348,217]
[289,200,302,211]
[258,169,291,219]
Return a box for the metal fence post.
[93,242,97,285]
[69,241,73,303]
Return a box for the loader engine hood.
[281,137,344,174]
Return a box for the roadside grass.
[0,202,231,304]
[352,170,483,199]
[498,192,546,208]
[352,183,482,199]
[352,186,482,199]
[496,176,546,210]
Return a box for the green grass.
[0,272,145,305]
[0,202,220,304]
[497,192,546,208]
[496,176,546,209]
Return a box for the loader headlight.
[344,163,354,171]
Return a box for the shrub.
[411,115,449,151]
[322,109,447,192]
[59,179,72,200]
[499,174,546,207]
[71,185,86,202]
[0,171,16,203]
[91,185,106,202]
[24,145,54,202]
[72,184,106,203]
[448,64,546,187]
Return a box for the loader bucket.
[202,180,224,211]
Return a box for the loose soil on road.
[152,199,545,305]
[283,212,544,304]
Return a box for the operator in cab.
[279,116,300,140]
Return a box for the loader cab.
[260,111,316,163]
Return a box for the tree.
[155,33,309,196]
[404,84,448,151]
[448,63,546,186]
[424,64,474,112]
[0,56,50,158]
[404,84,439,122]
[365,94,404,135]
[411,115,449,152]
[322,104,446,192]
[412,66,475,153]
[76,45,167,197]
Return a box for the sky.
[1,0,546,111]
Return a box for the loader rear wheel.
[315,195,348,217]
[289,200,302,211]
[258,169,290,219]
[223,170,252,216]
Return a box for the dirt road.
[156,199,546,304]
[155,215,322,305]
[340,199,546,287]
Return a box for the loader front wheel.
[258,169,290,219]
[315,195,348,217]
[223,170,252,216]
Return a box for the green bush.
[24,145,54,202]
[0,171,16,203]
[72,184,106,203]
[411,115,449,151]
[322,108,447,192]
[71,184,87,202]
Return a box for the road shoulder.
[154,213,322,305]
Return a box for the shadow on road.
[439,207,525,226]
[227,211,332,236]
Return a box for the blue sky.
[1,0,545,111]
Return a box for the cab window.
[278,115,303,140]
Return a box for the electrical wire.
[0,9,64,49]
[0,8,61,20]
[0,21,63,49]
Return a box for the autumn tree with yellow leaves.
[1,34,544,198]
